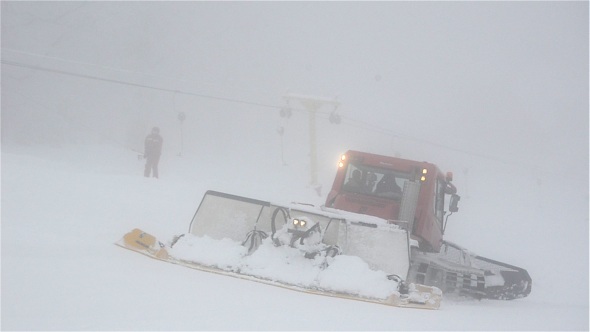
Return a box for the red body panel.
[326,150,447,252]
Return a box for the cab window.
[341,163,410,201]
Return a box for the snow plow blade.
[116,229,441,310]
[116,190,442,310]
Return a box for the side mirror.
[449,194,460,213]
[446,172,453,182]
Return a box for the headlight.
[293,219,307,227]
[338,154,347,168]
[421,168,427,182]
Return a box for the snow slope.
[1,143,587,331]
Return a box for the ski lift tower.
[283,92,340,196]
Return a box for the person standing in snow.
[144,126,163,178]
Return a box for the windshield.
[341,163,412,200]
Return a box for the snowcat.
[117,150,531,309]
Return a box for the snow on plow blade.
[116,190,442,309]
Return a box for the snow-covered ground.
[2,143,587,331]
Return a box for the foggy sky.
[3,2,587,175]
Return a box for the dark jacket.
[144,133,163,158]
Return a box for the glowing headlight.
[293,219,306,227]
[421,168,427,182]
[338,154,347,168]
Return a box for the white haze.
[1,1,588,330]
